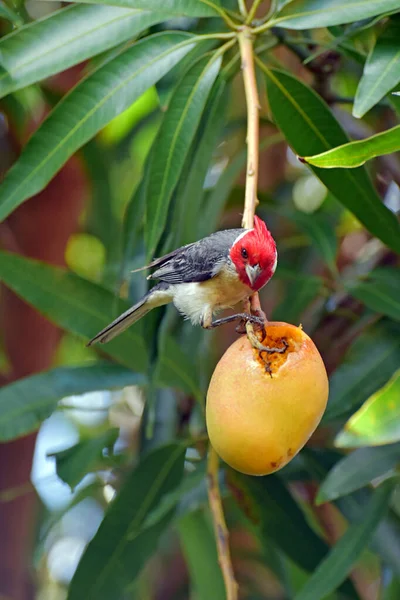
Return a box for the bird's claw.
[235,320,247,334]
[235,314,265,334]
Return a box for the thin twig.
[199,0,240,30]
[238,0,248,17]
[252,15,279,34]
[238,27,260,230]
[246,0,264,24]
[207,446,238,600]
[238,27,265,319]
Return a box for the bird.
[87,215,277,346]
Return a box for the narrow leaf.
[345,267,400,322]
[178,509,225,600]
[154,335,204,404]
[303,125,400,168]
[229,471,331,572]
[200,132,284,238]
[179,79,228,246]
[324,320,400,421]
[49,429,120,490]
[283,209,338,272]
[383,575,400,600]
[317,444,400,504]
[0,252,149,372]
[295,481,394,600]
[201,147,248,237]
[336,370,400,447]
[0,6,169,99]
[145,52,221,258]
[43,0,220,17]
[264,67,400,253]
[271,0,400,29]
[0,32,196,221]
[0,363,145,442]
[68,443,186,600]
[303,448,400,576]
[145,463,206,527]
[82,140,120,270]
[0,0,22,24]
[354,18,400,118]
[271,273,323,323]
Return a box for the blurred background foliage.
[0,0,399,599]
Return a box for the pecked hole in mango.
[252,322,304,375]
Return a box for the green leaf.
[178,509,226,600]
[336,370,400,447]
[303,448,400,576]
[0,251,149,372]
[294,480,394,600]
[145,52,222,258]
[154,334,204,404]
[283,209,338,273]
[391,91,400,116]
[156,38,218,110]
[303,125,400,168]
[200,148,247,238]
[42,0,220,17]
[0,0,22,24]
[354,18,400,118]
[263,67,400,254]
[49,429,120,490]
[178,79,229,246]
[271,272,323,323]
[383,576,400,600]
[0,363,145,442]
[81,140,120,272]
[145,462,206,526]
[200,132,284,238]
[317,444,400,504]
[0,6,169,99]
[345,268,400,322]
[324,321,400,421]
[0,32,197,221]
[271,0,400,29]
[229,471,331,572]
[68,443,186,600]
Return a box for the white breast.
[171,268,251,325]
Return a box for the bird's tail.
[87,283,172,346]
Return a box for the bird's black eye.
[241,248,248,259]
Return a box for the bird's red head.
[229,215,277,291]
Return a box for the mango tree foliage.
[0,1,399,598]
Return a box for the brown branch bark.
[207,446,238,600]
[239,28,260,231]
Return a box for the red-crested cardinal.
[88,215,277,345]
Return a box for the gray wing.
[148,229,243,284]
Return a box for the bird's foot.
[204,313,264,330]
[235,313,265,333]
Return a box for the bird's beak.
[245,264,262,287]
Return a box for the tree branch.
[239,28,260,230]
[207,446,238,600]
[238,27,266,323]
[207,26,264,600]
